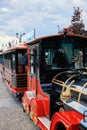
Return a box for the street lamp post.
[16,33,25,43]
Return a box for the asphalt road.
[0,75,39,130]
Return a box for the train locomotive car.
[3,42,27,100]
[22,30,87,130]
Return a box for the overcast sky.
[0,0,87,38]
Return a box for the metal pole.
[34,28,36,39]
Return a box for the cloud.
[11,0,17,3]
[0,7,9,12]
[0,0,87,38]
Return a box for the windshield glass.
[40,36,87,83]
[41,39,86,70]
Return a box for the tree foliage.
[69,7,87,36]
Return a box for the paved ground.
[0,75,39,130]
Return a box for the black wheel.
[23,107,25,113]
[57,122,66,130]
[17,93,24,101]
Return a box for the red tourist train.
[1,30,87,129]
[22,30,87,130]
[0,42,27,100]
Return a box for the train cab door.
[29,44,39,96]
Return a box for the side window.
[44,48,68,68]
[45,49,54,65]
[18,53,23,73]
[18,54,22,63]
[30,48,38,74]
[12,54,16,73]
[18,53,27,73]
[0,55,3,63]
[30,49,34,73]
[21,53,28,66]
[84,48,87,66]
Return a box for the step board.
[26,91,35,99]
[38,116,51,130]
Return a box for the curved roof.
[3,42,27,54]
[27,33,87,45]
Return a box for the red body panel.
[9,85,27,94]
[50,111,83,130]
[27,75,50,116]
[0,64,5,79]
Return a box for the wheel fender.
[50,111,83,130]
